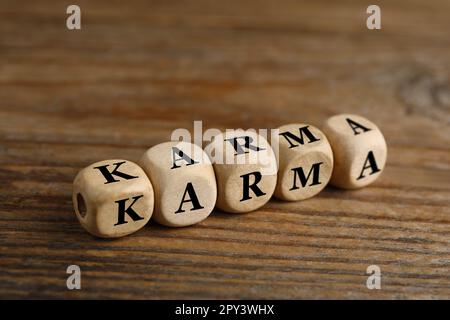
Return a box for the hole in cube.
[76,193,87,218]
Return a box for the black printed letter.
[290,162,323,190]
[171,147,198,169]
[225,136,265,155]
[94,161,138,184]
[346,118,371,135]
[175,182,204,213]
[279,126,320,148]
[114,195,145,226]
[240,171,266,201]
[357,151,380,180]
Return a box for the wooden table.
[1,0,449,299]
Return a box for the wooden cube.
[140,141,217,227]
[322,114,387,189]
[72,159,154,238]
[273,123,333,201]
[205,130,277,213]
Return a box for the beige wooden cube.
[205,130,277,213]
[272,123,333,201]
[322,114,387,189]
[140,141,216,227]
[72,159,154,238]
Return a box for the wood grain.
[0,0,449,299]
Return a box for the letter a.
[66,5,81,30]
[366,5,381,30]
[366,265,381,289]
[66,265,81,290]
[171,147,198,169]
[175,182,204,213]
[346,118,371,135]
[357,151,380,180]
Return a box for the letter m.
[279,126,320,148]
[290,162,323,190]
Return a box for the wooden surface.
[1,0,449,299]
